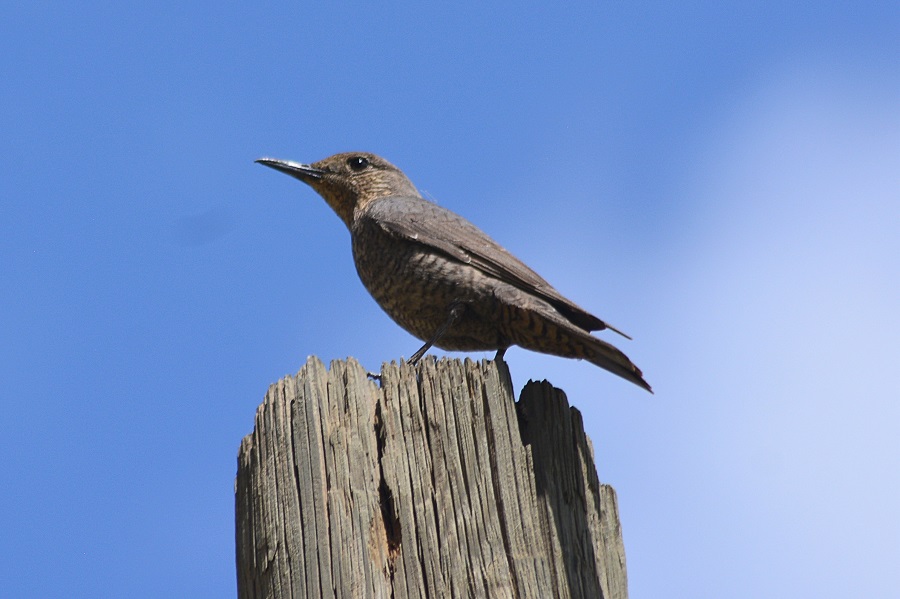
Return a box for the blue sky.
[2,2,897,597]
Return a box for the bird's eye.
[348,156,370,171]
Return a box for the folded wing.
[363,195,631,338]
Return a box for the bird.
[256,152,651,392]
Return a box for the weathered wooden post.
[235,356,628,599]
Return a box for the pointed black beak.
[255,157,325,182]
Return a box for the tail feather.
[497,292,652,392]
[581,335,653,393]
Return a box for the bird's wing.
[364,195,630,337]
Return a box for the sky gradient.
[2,2,898,597]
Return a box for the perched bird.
[256,152,651,392]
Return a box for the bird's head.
[256,152,419,228]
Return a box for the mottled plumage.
[256,152,651,392]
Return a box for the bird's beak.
[255,157,325,182]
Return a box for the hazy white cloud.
[641,60,899,596]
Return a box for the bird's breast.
[350,219,506,350]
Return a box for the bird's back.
[355,195,625,336]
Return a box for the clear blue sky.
[2,2,897,597]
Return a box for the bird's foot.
[409,301,466,365]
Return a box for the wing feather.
[363,196,629,337]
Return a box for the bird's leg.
[494,347,508,362]
[409,302,465,365]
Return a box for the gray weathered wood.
[236,357,628,599]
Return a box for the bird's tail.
[580,334,653,393]
[500,299,652,392]
[513,320,652,392]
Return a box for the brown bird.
[256,152,651,392]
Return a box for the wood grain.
[236,357,628,598]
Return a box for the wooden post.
[235,356,628,599]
